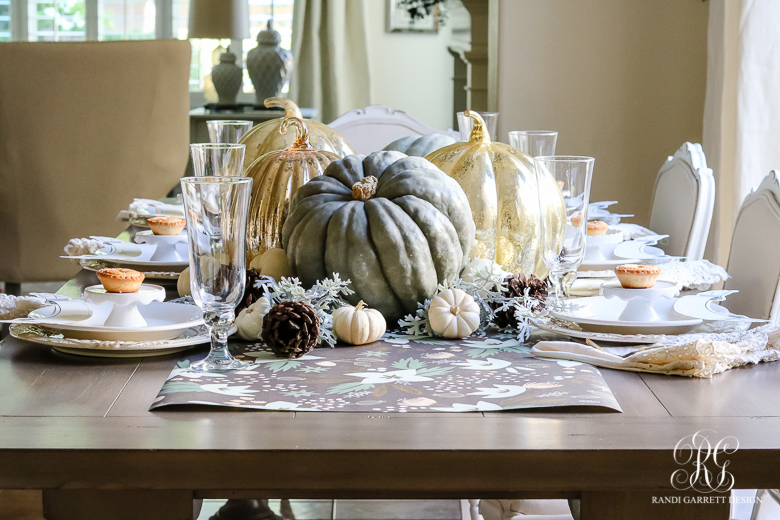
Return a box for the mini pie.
[96,268,145,293]
[614,264,662,289]
[587,220,609,236]
[147,216,186,236]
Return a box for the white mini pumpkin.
[332,301,386,345]
[235,297,273,341]
[249,247,294,280]
[177,267,191,297]
[428,288,480,339]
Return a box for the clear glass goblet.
[190,143,246,177]
[508,130,558,157]
[207,120,254,144]
[181,176,253,372]
[457,111,499,141]
[534,156,595,304]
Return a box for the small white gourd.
[332,300,386,345]
[428,288,480,339]
[249,248,294,281]
[177,267,191,297]
[235,297,273,341]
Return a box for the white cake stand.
[83,284,166,328]
[601,280,680,322]
[134,230,187,262]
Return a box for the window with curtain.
[0,0,11,41]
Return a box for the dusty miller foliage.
[398,265,572,343]
[254,274,355,348]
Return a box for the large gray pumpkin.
[281,151,476,323]
[383,133,458,157]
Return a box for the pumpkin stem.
[465,110,491,144]
[356,301,365,311]
[352,176,378,201]
[264,97,304,119]
[450,305,460,315]
[280,117,313,151]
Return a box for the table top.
[2,269,780,497]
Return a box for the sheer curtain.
[704,0,780,263]
[289,0,371,123]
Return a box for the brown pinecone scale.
[493,273,549,328]
[262,301,321,358]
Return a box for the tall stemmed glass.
[190,143,246,177]
[534,156,595,303]
[508,131,558,157]
[181,176,253,372]
[207,120,254,144]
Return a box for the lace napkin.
[0,294,46,320]
[532,324,780,378]
[117,198,184,221]
[570,259,730,297]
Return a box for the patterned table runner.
[151,333,622,413]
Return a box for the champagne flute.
[508,131,558,157]
[207,120,254,144]
[534,156,595,303]
[190,143,246,177]
[181,176,253,372]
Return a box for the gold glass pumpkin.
[239,97,355,167]
[245,117,341,260]
[426,111,566,276]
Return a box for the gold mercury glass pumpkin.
[239,97,355,167]
[244,117,341,261]
[426,111,566,277]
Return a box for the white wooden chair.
[327,105,460,155]
[648,142,715,260]
[723,171,780,324]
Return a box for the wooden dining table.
[1,268,779,520]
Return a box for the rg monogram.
[671,430,739,493]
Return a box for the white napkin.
[610,223,657,241]
[0,294,46,320]
[64,237,104,257]
[569,278,608,297]
[117,198,184,221]
[532,324,780,378]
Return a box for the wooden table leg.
[42,489,198,520]
[580,490,730,520]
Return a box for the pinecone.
[493,273,549,328]
[262,301,321,358]
[236,269,264,315]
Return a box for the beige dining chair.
[0,40,191,293]
[648,142,715,260]
[327,105,460,155]
[723,170,780,324]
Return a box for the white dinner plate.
[549,296,702,335]
[10,323,207,358]
[27,300,203,341]
[63,242,189,268]
[78,259,182,280]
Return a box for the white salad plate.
[548,296,703,335]
[9,323,206,358]
[62,241,189,268]
[25,300,203,341]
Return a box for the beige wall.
[496,0,708,225]
[365,1,456,131]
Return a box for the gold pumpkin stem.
[355,301,365,311]
[264,97,304,119]
[465,109,491,144]
[450,305,460,315]
[352,176,378,201]
[280,117,314,151]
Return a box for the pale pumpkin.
[426,111,566,277]
[383,133,457,157]
[249,247,293,281]
[177,267,191,297]
[235,297,273,341]
[428,289,480,339]
[281,151,476,324]
[332,301,386,345]
[244,117,340,259]
[239,98,354,167]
